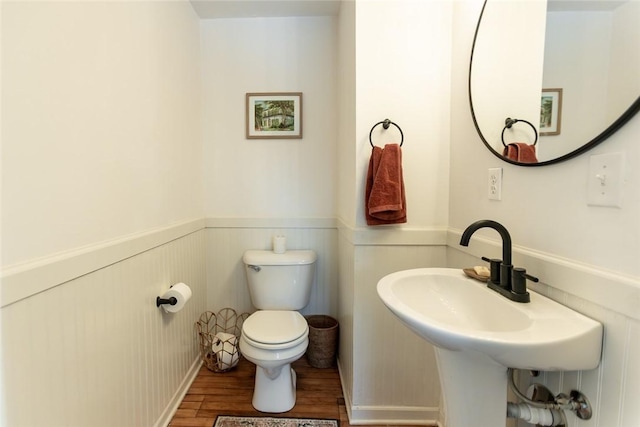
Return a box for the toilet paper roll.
[160,283,192,313]
[273,235,286,254]
[212,332,239,370]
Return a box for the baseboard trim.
[155,357,202,427]
[337,218,448,246]
[348,405,439,426]
[337,358,438,426]
[205,217,337,229]
[336,359,353,423]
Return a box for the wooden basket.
[195,308,249,373]
[306,315,339,368]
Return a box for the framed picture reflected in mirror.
[540,88,563,136]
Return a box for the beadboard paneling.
[205,225,338,317]
[333,218,447,425]
[1,230,206,427]
[515,292,640,427]
[352,245,445,411]
[337,230,355,420]
[503,293,640,427]
[205,221,446,424]
[447,240,640,427]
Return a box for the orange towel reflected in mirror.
[503,143,538,163]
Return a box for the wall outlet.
[488,168,502,200]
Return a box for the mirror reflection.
[470,0,640,166]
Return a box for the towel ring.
[369,119,404,148]
[501,118,538,147]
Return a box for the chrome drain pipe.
[507,402,565,426]
[507,368,593,425]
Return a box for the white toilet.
[239,249,317,413]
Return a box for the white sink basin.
[377,268,603,427]
[377,268,602,370]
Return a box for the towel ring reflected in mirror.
[469,0,640,167]
[501,118,538,147]
[369,119,404,148]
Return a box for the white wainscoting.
[337,231,356,422]
[7,220,633,427]
[0,224,206,427]
[447,230,640,427]
[204,218,339,317]
[206,218,445,425]
[338,221,447,426]
[349,244,445,425]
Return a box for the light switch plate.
[587,152,624,207]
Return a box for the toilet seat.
[242,311,308,350]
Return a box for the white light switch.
[587,152,624,208]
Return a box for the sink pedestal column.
[435,348,508,427]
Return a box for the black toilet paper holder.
[156,296,178,307]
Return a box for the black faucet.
[460,220,538,303]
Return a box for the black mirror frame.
[468,0,640,167]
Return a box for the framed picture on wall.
[246,92,303,139]
[540,88,563,136]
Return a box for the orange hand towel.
[503,142,538,163]
[365,144,407,226]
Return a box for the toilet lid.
[243,311,308,345]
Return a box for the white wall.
[335,1,453,424]
[337,0,357,226]
[199,17,342,418]
[452,2,640,279]
[520,2,640,164]
[450,1,640,426]
[471,0,546,155]
[353,0,451,229]
[2,1,638,426]
[1,2,206,426]
[542,11,613,160]
[200,16,337,219]
[608,1,640,123]
[336,2,358,420]
[1,0,204,267]
[199,14,340,343]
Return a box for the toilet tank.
[243,250,316,310]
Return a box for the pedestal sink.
[377,268,603,427]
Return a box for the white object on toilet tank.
[242,250,316,310]
[272,235,287,253]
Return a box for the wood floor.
[169,356,425,427]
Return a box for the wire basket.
[195,308,249,373]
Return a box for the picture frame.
[540,88,563,136]
[246,92,303,139]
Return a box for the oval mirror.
[469,0,640,166]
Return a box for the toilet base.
[252,364,297,413]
